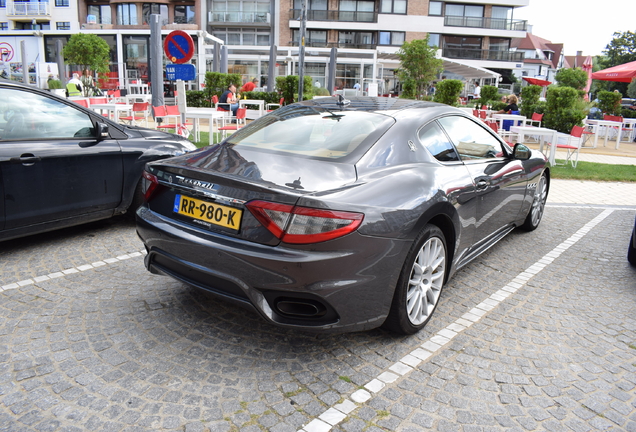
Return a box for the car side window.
[0,88,95,141]
[437,116,504,161]
[418,122,460,162]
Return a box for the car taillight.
[142,170,159,201]
[245,200,364,244]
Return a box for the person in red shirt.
[241,77,258,93]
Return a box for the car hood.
[161,143,358,193]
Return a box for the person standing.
[67,73,83,97]
[220,83,239,116]
[473,81,481,100]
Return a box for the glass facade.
[175,5,196,24]
[117,4,138,25]
[88,5,112,25]
[142,3,168,25]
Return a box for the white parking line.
[298,209,615,432]
[0,250,146,292]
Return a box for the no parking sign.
[163,30,194,64]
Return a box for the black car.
[629,216,636,266]
[0,79,196,242]
[136,97,550,334]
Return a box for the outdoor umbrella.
[591,60,636,83]
[582,55,593,100]
[522,77,551,86]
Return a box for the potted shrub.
[47,79,67,97]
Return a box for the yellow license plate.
[174,194,242,230]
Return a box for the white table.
[239,99,265,119]
[510,125,558,166]
[491,113,526,130]
[184,108,230,146]
[90,103,133,123]
[124,93,152,104]
[584,119,623,148]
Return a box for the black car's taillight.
[245,200,364,244]
[141,170,160,201]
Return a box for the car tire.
[628,227,636,266]
[520,172,548,231]
[383,224,447,335]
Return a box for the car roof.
[297,96,451,114]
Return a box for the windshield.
[226,105,394,160]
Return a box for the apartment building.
[0,0,529,94]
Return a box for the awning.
[376,53,501,80]
[522,77,551,86]
[440,57,501,80]
[591,60,636,83]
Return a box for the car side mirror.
[96,123,110,141]
[512,143,531,160]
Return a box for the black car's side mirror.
[512,143,531,160]
[96,123,110,141]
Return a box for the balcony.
[442,48,524,62]
[444,16,527,31]
[6,0,51,18]
[291,40,376,50]
[291,9,378,23]
[208,11,270,25]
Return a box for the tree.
[396,37,444,99]
[603,31,636,68]
[555,68,588,90]
[63,34,110,96]
[595,31,636,95]
[627,78,636,99]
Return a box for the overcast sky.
[514,0,635,57]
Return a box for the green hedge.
[433,79,463,106]
[275,75,313,105]
[519,85,542,118]
[543,86,586,134]
[597,90,622,115]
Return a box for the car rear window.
[225,106,394,160]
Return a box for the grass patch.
[190,131,224,148]
[339,376,352,383]
[550,160,636,182]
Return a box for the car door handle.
[10,154,41,165]
[476,179,489,190]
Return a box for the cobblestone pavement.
[0,204,635,432]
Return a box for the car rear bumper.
[136,206,410,333]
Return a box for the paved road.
[0,203,635,431]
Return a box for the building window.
[213,28,270,46]
[55,0,69,6]
[378,31,404,46]
[445,4,483,27]
[428,33,440,48]
[56,22,70,29]
[339,31,374,47]
[174,5,195,24]
[212,0,270,23]
[0,0,5,8]
[142,3,168,25]
[293,29,327,47]
[88,5,112,24]
[340,0,375,21]
[116,4,138,25]
[0,22,8,30]
[380,0,406,14]
[428,1,441,15]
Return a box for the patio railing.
[444,16,527,31]
[442,48,524,62]
[7,0,50,16]
[208,11,270,24]
[291,9,377,23]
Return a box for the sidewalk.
[547,148,636,206]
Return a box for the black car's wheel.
[628,226,636,266]
[383,224,447,335]
[521,172,548,231]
